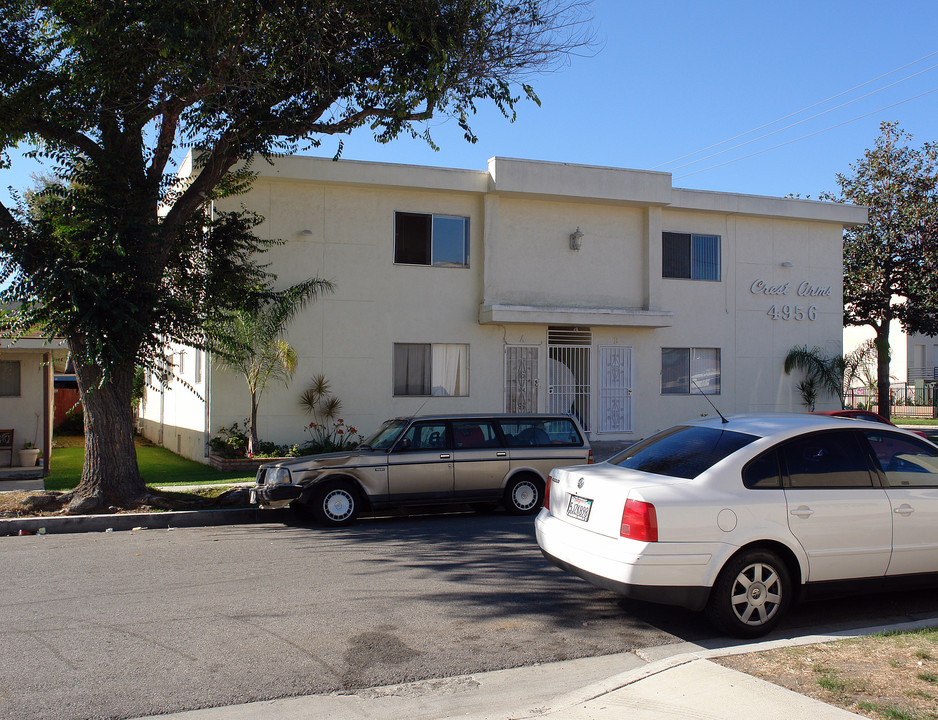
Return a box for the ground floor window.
[393,343,468,396]
[661,347,721,395]
[0,360,21,397]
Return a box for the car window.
[453,421,501,448]
[780,430,874,488]
[863,431,938,488]
[742,450,782,489]
[499,419,578,447]
[395,422,449,451]
[610,425,758,480]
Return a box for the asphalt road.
[3,509,938,720]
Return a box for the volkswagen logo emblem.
[577,477,584,489]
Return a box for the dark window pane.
[0,361,20,397]
[611,425,758,479]
[663,232,691,278]
[397,421,449,451]
[393,343,431,395]
[781,431,873,488]
[661,348,689,394]
[395,212,431,265]
[432,216,469,267]
[743,451,781,488]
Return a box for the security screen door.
[598,345,632,433]
[504,345,538,413]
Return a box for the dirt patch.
[0,487,249,518]
[717,628,938,719]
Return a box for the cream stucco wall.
[146,155,866,462]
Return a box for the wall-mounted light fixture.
[570,227,584,252]
[780,261,793,267]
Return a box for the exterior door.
[504,346,538,413]
[387,420,454,501]
[548,328,591,431]
[780,430,892,581]
[598,346,632,433]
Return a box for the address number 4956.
[767,305,817,321]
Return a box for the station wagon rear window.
[500,418,582,447]
[611,425,758,479]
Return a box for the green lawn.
[45,444,256,492]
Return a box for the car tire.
[503,475,544,515]
[706,548,791,638]
[311,480,360,527]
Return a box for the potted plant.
[18,441,40,467]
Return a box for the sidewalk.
[130,619,938,720]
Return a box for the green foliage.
[824,122,938,418]
[208,420,300,459]
[784,345,847,410]
[299,374,364,453]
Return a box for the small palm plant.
[299,374,362,452]
[784,345,848,410]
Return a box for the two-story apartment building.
[140,154,867,462]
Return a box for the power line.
[667,61,938,173]
[653,49,938,170]
[674,87,938,180]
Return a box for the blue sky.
[2,0,937,204]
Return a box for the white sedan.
[535,413,938,637]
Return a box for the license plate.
[566,494,592,522]
[249,489,257,504]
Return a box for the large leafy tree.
[826,122,938,419]
[0,0,589,512]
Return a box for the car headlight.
[266,467,292,486]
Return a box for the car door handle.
[790,506,814,519]
[496,452,507,457]
[439,453,451,459]
[894,504,914,516]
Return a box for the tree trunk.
[249,392,259,456]
[876,324,892,420]
[66,339,146,513]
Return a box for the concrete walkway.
[125,619,938,720]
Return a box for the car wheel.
[706,549,791,638]
[503,475,543,515]
[311,481,359,527]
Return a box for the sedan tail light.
[620,499,658,542]
[544,474,552,510]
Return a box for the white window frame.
[393,343,469,397]
[661,347,721,395]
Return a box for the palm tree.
[210,278,333,454]
[784,345,847,411]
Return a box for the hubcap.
[730,562,782,626]
[324,489,353,521]
[513,482,537,510]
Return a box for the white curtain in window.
[431,344,468,396]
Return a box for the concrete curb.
[0,507,272,535]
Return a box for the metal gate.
[504,345,539,413]
[598,346,632,433]
[548,327,591,431]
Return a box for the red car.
[814,410,928,438]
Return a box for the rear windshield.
[610,425,758,479]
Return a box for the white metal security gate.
[598,345,632,433]
[504,345,539,413]
[548,327,591,431]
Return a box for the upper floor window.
[663,232,721,281]
[395,212,469,267]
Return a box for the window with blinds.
[662,232,721,281]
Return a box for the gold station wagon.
[251,414,592,526]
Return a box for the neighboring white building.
[141,155,866,463]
